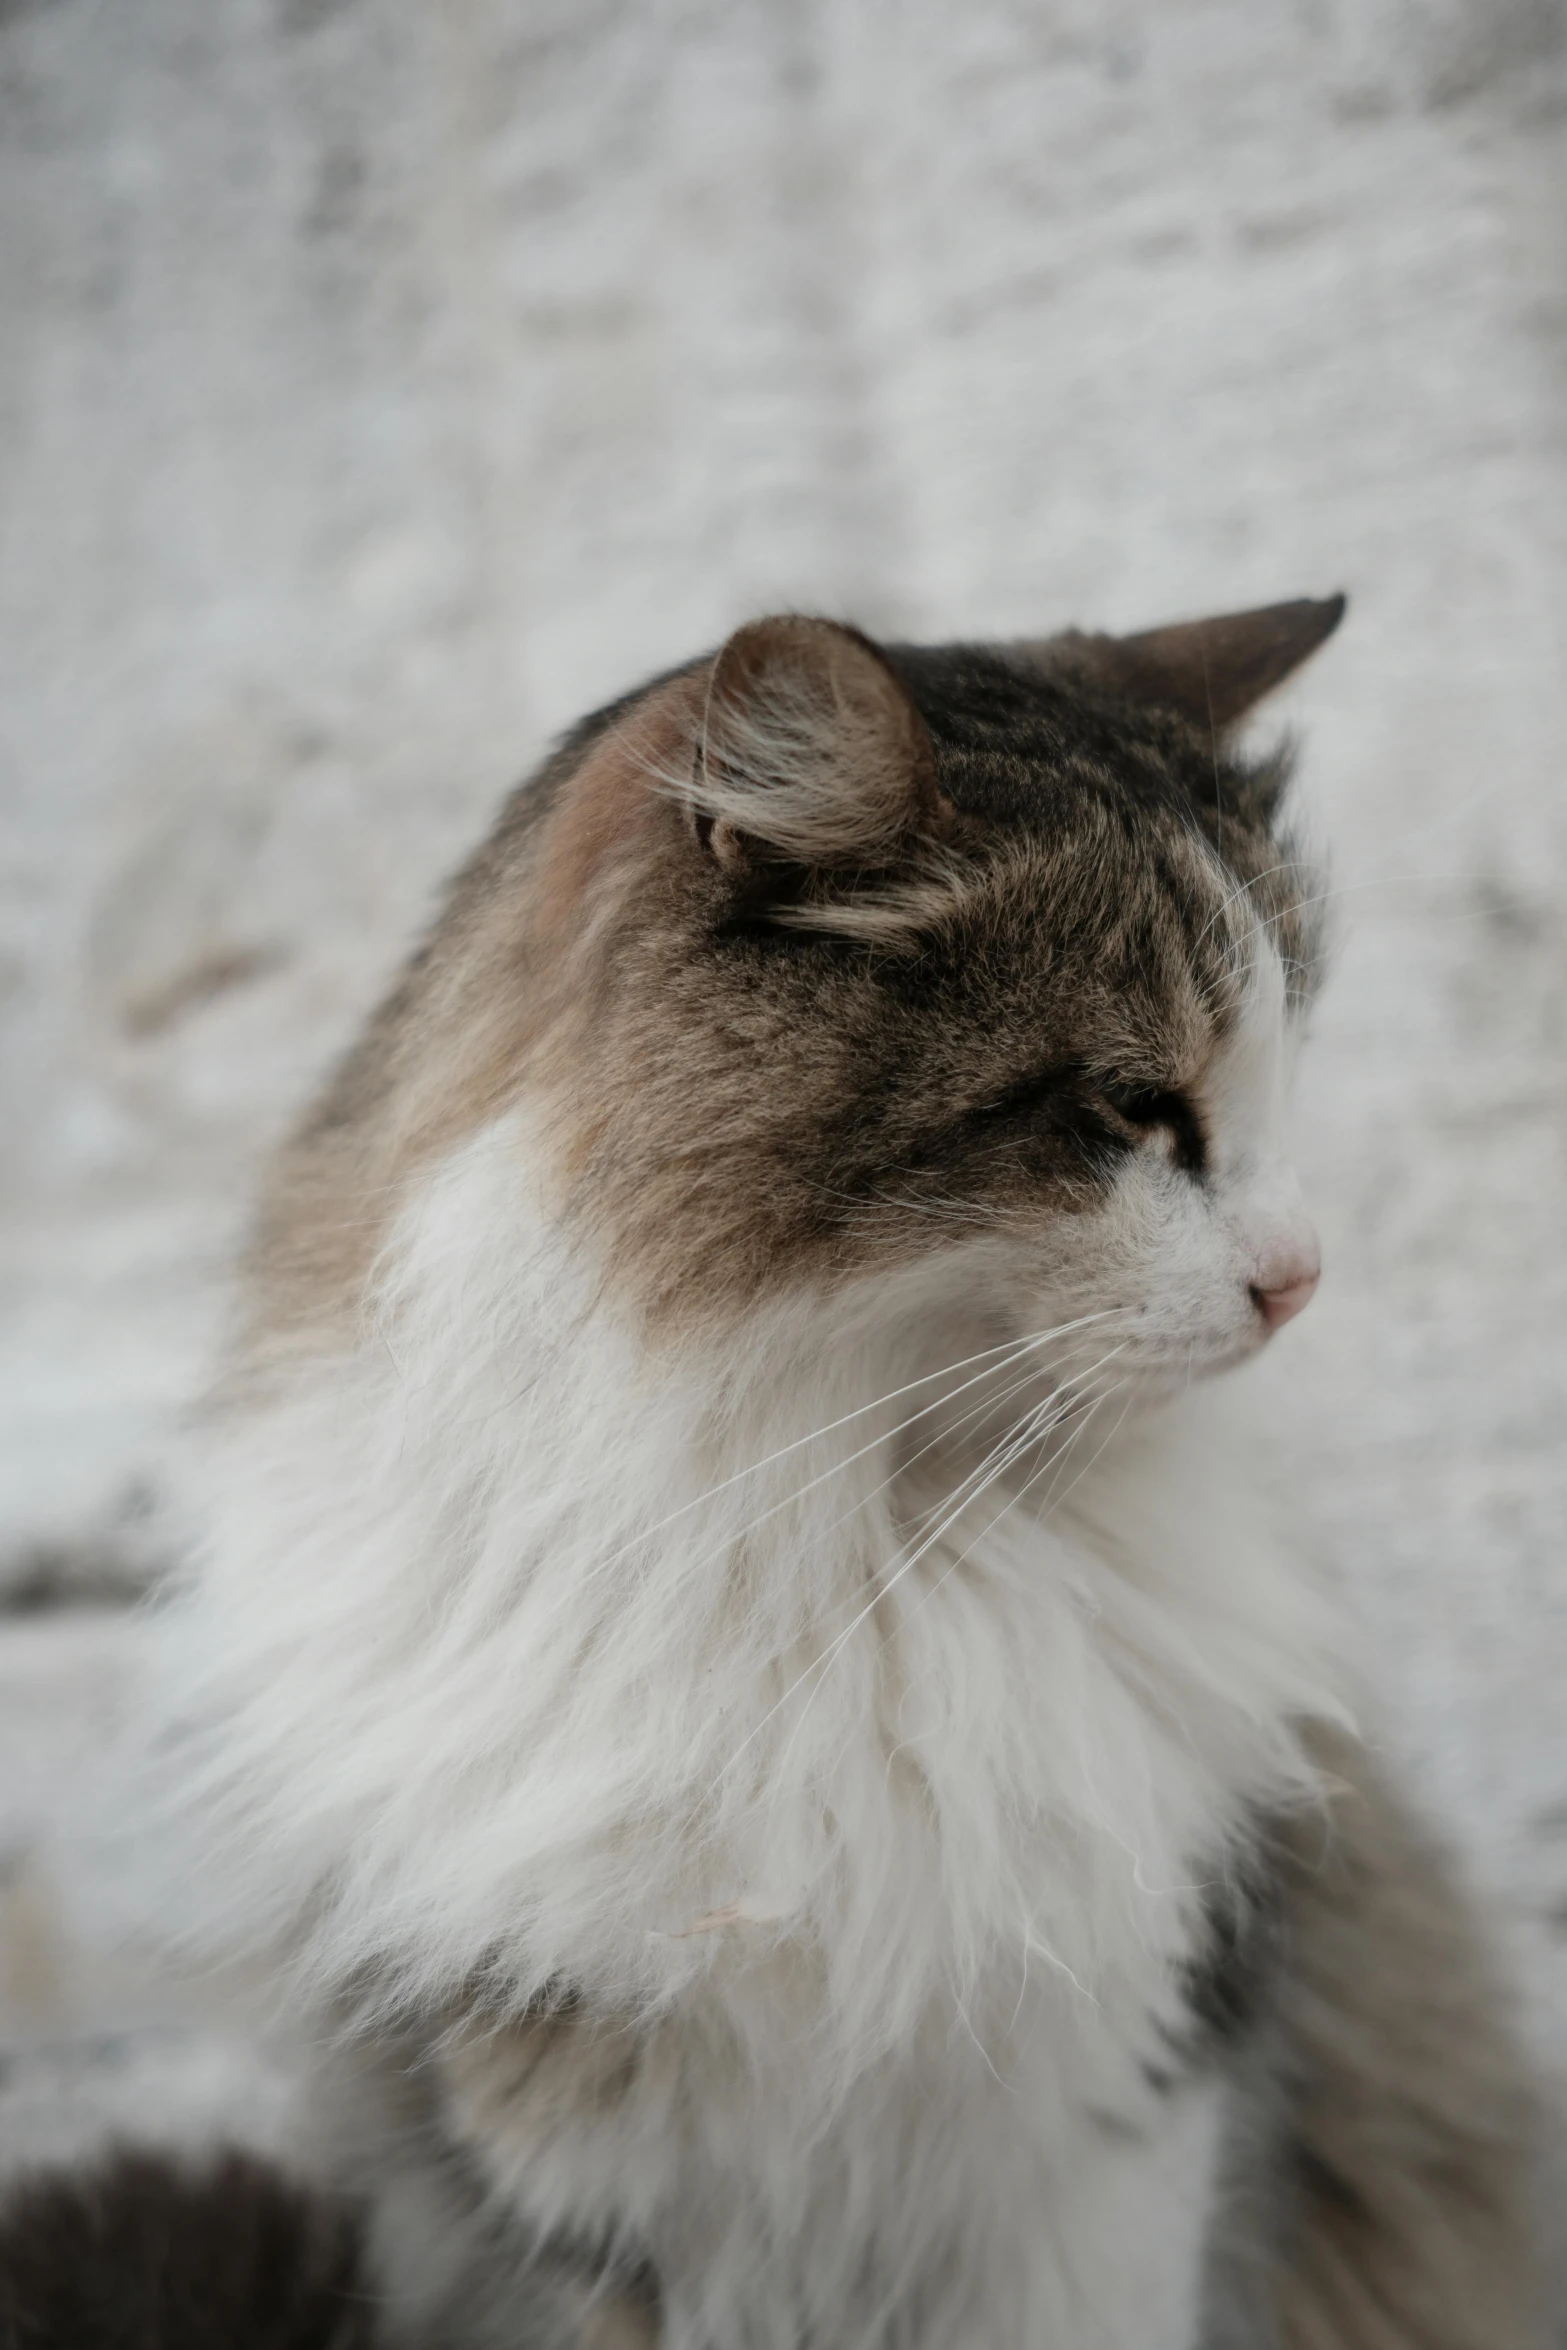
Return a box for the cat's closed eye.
[1094,1080,1207,1177]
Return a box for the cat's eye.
[1095,1080,1207,1177]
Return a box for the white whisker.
[730,1344,1133,1790]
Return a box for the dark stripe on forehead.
[882,642,1272,835]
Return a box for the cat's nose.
[1249,1235,1321,1331]
[1253,1273,1318,1329]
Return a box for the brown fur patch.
[229,667,707,1376]
[1267,1730,1542,2349]
[443,1995,648,2145]
[439,2000,664,2347]
[1204,1732,1544,2348]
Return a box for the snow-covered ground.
[2,0,1566,2237]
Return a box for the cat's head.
[509,596,1342,1401]
[262,598,1343,1412]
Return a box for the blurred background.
[2,0,1566,2227]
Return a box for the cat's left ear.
[689,616,949,875]
[1046,594,1347,733]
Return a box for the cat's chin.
[1197,1330,1274,1380]
[1110,1332,1272,1404]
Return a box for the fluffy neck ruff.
[164,1109,1344,2086]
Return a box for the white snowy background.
[2,0,1565,2265]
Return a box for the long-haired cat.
[134,600,1539,2348]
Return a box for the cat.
[139,599,1540,2348]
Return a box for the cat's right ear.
[1042,595,1347,734]
[686,617,949,876]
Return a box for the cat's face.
[522,611,1334,1404]
[1010,931,1319,1402]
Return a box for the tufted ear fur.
[1044,594,1347,734]
[690,616,948,874]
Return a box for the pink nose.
[1250,1245,1320,1330]
[1253,1273,1318,1329]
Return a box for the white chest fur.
[433,1869,1236,2350]
[160,1113,1341,2345]
[441,1966,1230,2350]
